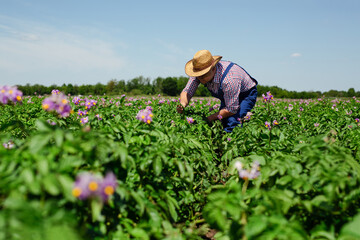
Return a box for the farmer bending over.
[177,49,258,133]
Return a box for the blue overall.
[209,63,258,133]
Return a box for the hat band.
[193,59,214,72]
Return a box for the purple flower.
[72,96,82,105]
[84,99,97,110]
[145,106,153,112]
[42,92,72,117]
[186,117,194,124]
[288,104,293,111]
[100,172,118,202]
[80,117,89,125]
[95,114,102,120]
[262,91,274,102]
[0,86,23,104]
[272,120,279,125]
[47,120,57,125]
[3,140,14,149]
[265,121,271,130]
[355,118,359,123]
[51,89,60,95]
[244,112,253,121]
[227,137,231,142]
[78,109,88,116]
[314,123,320,127]
[217,115,223,120]
[72,172,118,202]
[136,108,153,124]
[234,161,260,180]
[72,172,102,200]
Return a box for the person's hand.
[176,104,184,114]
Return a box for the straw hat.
[185,50,222,77]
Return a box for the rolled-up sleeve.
[182,77,200,98]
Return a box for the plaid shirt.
[183,60,257,113]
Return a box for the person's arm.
[180,91,191,107]
[177,77,199,113]
[177,91,191,113]
[207,109,235,122]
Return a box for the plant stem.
[241,179,249,240]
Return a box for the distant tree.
[176,76,188,94]
[67,84,75,95]
[78,85,89,95]
[162,77,178,96]
[153,77,164,94]
[127,76,145,93]
[115,80,126,94]
[107,79,117,95]
[94,83,106,95]
[347,88,355,97]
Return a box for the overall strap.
[219,62,234,91]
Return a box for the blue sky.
[1,0,359,92]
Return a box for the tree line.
[16,76,360,99]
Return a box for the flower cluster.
[0,86,23,104]
[136,108,154,124]
[51,89,61,95]
[3,140,14,149]
[85,99,97,110]
[72,172,117,202]
[78,109,88,116]
[262,91,274,102]
[80,117,89,125]
[42,92,72,117]
[186,117,194,124]
[72,96,81,105]
[95,114,102,120]
[234,161,260,180]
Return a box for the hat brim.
[185,56,222,77]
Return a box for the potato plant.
[1,89,360,240]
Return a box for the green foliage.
[16,79,360,98]
[0,94,360,239]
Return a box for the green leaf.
[166,194,179,222]
[37,159,49,175]
[153,157,162,176]
[28,134,52,153]
[130,228,149,240]
[131,191,145,215]
[246,215,267,237]
[340,213,360,239]
[91,199,104,222]
[54,129,64,147]
[57,174,75,200]
[21,169,34,184]
[176,160,185,178]
[35,119,51,132]
[189,138,203,149]
[43,174,60,196]
[311,195,328,207]
[276,175,292,186]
